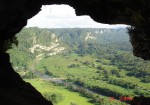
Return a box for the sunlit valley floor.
[8,27,150,105]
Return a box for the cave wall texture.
[0,0,150,105]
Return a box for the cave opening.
[6,4,150,105]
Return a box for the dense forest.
[8,27,150,105]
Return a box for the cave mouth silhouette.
[1,1,150,105]
[6,4,150,105]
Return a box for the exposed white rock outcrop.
[36,54,43,58]
[85,32,96,41]
[95,30,104,34]
[30,36,37,44]
[29,33,65,57]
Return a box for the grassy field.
[25,79,94,105]
[23,54,150,105]
[33,54,150,99]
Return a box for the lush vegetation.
[8,27,150,105]
[25,79,94,105]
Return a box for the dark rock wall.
[0,53,53,105]
[0,0,53,104]
[0,0,150,105]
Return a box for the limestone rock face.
[0,0,150,105]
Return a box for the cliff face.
[0,0,150,105]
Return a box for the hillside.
[8,27,131,67]
[7,27,150,105]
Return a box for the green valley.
[7,27,150,105]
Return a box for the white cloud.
[26,5,128,28]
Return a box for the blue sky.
[26,5,128,28]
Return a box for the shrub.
[43,92,64,104]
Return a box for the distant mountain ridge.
[8,27,131,68]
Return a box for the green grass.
[40,55,98,78]
[36,54,150,97]
[25,79,94,105]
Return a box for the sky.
[26,5,128,29]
